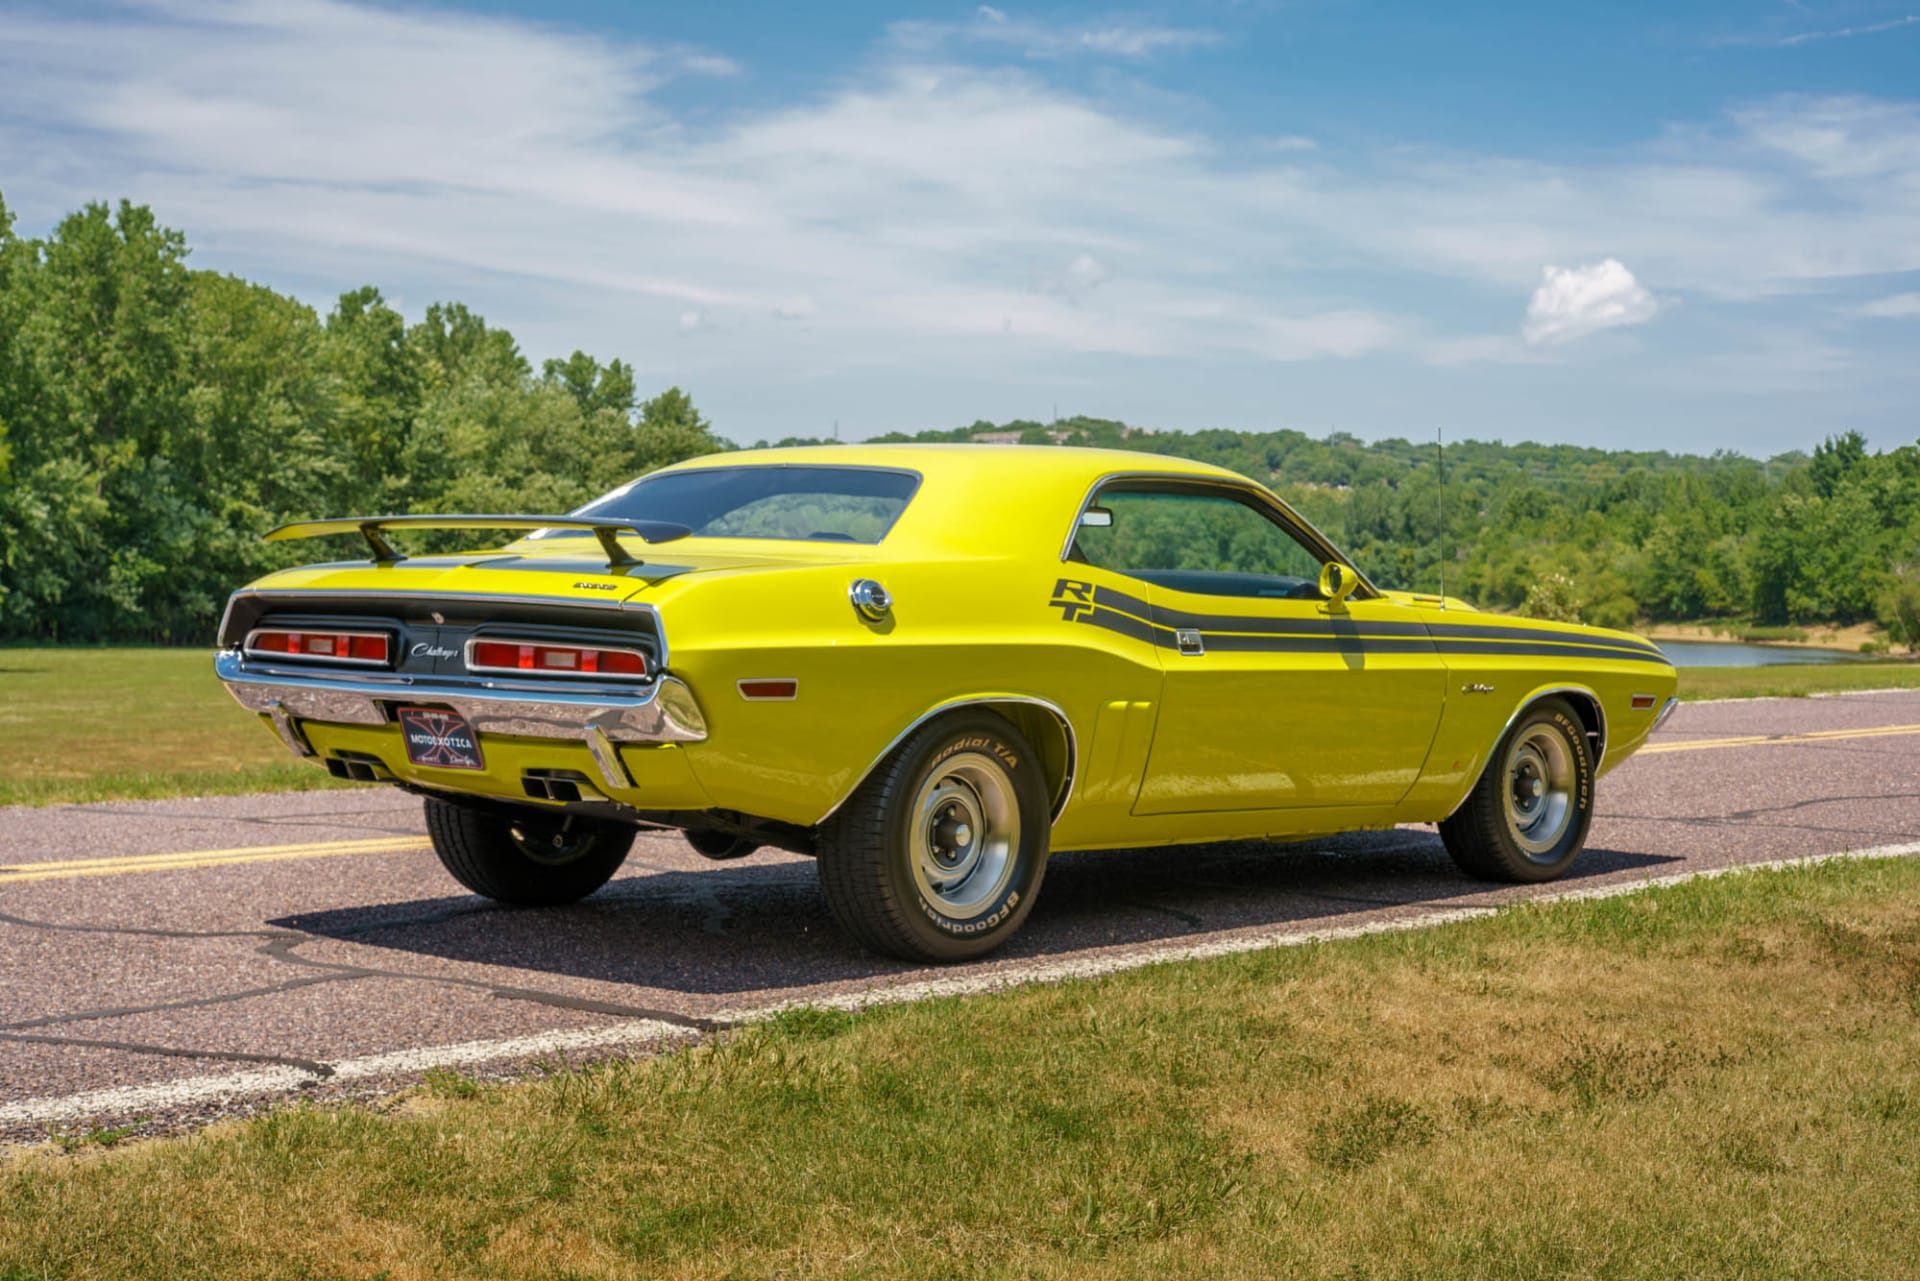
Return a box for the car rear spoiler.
[263,515,691,570]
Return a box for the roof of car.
[648,443,1271,557]
[659,443,1251,487]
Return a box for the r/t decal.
[1049,578,1096,622]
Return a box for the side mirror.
[1319,561,1360,609]
[1079,507,1113,528]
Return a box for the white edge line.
[6,840,1920,1128]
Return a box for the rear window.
[561,465,921,544]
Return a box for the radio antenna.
[1436,428,1446,608]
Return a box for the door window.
[1071,484,1337,601]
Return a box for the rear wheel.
[1439,697,1594,883]
[817,710,1050,962]
[424,797,634,905]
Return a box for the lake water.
[1653,640,1865,667]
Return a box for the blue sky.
[2,1,1917,454]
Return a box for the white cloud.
[677,51,741,77]
[1075,26,1220,57]
[1523,260,1662,346]
[1045,252,1112,302]
[1771,14,1920,47]
[679,309,706,332]
[889,9,1220,60]
[1733,96,1920,179]
[1858,292,1920,318]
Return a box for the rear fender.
[816,695,1078,827]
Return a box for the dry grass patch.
[4,857,1920,1279]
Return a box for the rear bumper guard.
[214,649,708,749]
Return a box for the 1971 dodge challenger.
[216,445,1678,960]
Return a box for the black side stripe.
[1424,622,1665,657]
[1089,584,1667,659]
[1070,606,1161,647]
[1069,601,1670,663]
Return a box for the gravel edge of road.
[7,838,1918,1149]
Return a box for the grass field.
[1672,660,1920,701]
[4,856,1919,1278]
[5,646,1920,807]
[0,647,346,807]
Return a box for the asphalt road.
[4,690,1919,1140]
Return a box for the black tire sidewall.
[882,715,1050,956]
[426,797,634,905]
[1493,700,1594,877]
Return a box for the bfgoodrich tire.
[1439,696,1594,883]
[424,797,635,905]
[816,710,1050,962]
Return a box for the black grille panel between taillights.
[219,591,664,681]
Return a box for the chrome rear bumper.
[214,649,707,746]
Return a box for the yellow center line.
[6,720,1918,883]
[1642,723,1920,755]
[0,836,429,884]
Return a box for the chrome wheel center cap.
[930,804,978,870]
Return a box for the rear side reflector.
[738,679,798,701]
[245,628,391,666]
[468,639,648,680]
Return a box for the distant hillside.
[759,417,1920,641]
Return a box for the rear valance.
[264,514,690,570]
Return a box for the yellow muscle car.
[216,445,1677,961]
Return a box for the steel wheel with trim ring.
[816,710,1050,961]
[425,796,635,905]
[1438,696,1594,883]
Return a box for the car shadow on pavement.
[270,828,1679,998]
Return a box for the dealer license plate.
[396,707,486,770]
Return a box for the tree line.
[2,194,1916,647]
[0,196,723,643]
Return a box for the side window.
[1072,485,1331,600]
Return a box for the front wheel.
[816,710,1050,962]
[1439,697,1594,883]
[424,797,635,905]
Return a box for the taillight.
[245,628,390,666]
[467,639,649,680]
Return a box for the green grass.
[5,646,1920,806]
[1678,661,1920,701]
[0,647,347,807]
[5,855,1920,1278]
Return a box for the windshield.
[559,464,922,544]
